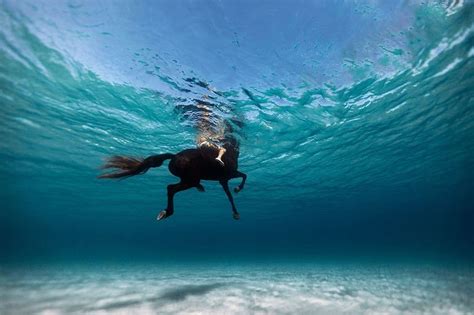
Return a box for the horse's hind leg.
[220,180,240,220]
[157,181,193,221]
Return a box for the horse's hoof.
[233,213,240,220]
[157,210,168,221]
[234,187,241,193]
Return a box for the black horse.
[98,141,247,220]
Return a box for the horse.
[98,141,247,221]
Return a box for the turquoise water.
[1,0,473,314]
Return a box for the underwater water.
[1,0,473,314]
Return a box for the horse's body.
[99,142,247,220]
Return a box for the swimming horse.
[98,133,247,221]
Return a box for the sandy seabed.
[1,263,473,315]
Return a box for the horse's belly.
[168,154,210,177]
[168,148,236,181]
[199,173,224,181]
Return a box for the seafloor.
[2,262,473,315]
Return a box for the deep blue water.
[1,0,473,314]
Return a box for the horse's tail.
[98,153,174,179]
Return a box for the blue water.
[1,0,473,314]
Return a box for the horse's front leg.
[232,170,247,193]
[157,181,193,221]
[220,180,240,220]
